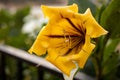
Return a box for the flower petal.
[63,62,79,80]
[77,35,95,68]
[46,48,76,76]
[83,8,108,38]
[68,35,95,68]
[41,4,78,18]
[28,26,50,55]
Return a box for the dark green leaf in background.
[103,38,120,64]
[100,0,120,38]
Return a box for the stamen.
[63,29,72,48]
[65,39,69,43]
[63,29,68,47]
[69,35,72,48]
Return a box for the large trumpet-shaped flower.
[29,4,108,76]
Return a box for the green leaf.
[102,38,120,78]
[102,51,119,80]
[103,38,120,65]
[100,0,120,38]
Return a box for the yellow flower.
[28,4,108,76]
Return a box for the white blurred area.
[22,6,48,38]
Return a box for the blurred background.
[0,0,120,80]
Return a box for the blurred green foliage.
[100,0,120,39]
[0,7,31,50]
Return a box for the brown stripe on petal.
[77,24,86,35]
[65,18,86,37]
[62,48,73,56]
[65,18,80,33]
[46,35,79,38]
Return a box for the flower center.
[46,17,86,56]
[61,18,86,56]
